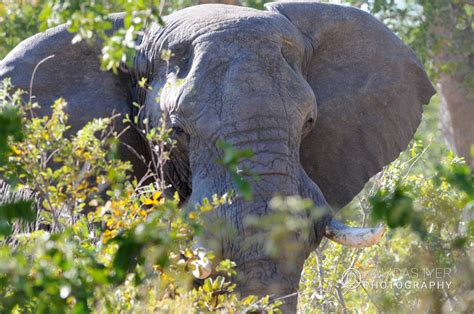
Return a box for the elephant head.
[0,2,435,310]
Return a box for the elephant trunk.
[188,131,385,312]
[189,152,326,312]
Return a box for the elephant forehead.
[159,4,303,47]
[136,5,308,84]
[168,4,266,21]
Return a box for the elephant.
[0,2,435,311]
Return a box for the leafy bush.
[0,1,472,313]
[300,136,473,312]
[0,79,282,313]
[0,1,43,59]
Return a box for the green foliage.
[0,200,34,236]
[241,0,272,10]
[435,155,474,198]
[0,0,173,72]
[0,80,24,165]
[370,186,416,229]
[40,0,164,72]
[245,195,327,259]
[301,135,473,312]
[1,89,131,231]
[347,0,473,91]
[0,80,31,237]
[217,140,255,201]
[0,1,472,313]
[0,1,43,59]
[193,276,282,312]
[0,80,282,312]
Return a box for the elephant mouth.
[190,184,386,281]
[182,145,387,283]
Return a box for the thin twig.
[357,277,382,312]
[335,284,348,314]
[29,55,55,105]
[401,144,431,183]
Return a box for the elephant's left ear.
[266,2,436,209]
[0,13,132,133]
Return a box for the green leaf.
[0,200,34,235]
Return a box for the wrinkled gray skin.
[0,3,435,311]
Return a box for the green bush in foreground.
[0,2,472,310]
[1,77,472,313]
[299,134,473,312]
[0,80,282,313]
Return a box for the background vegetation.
[0,0,472,313]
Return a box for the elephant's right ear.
[0,13,132,132]
[266,2,436,208]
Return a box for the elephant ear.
[0,13,131,134]
[266,2,435,208]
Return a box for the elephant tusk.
[324,218,386,248]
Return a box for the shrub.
[0,79,282,313]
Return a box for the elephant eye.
[170,113,190,142]
[171,125,190,144]
[175,53,192,78]
[172,126,185,135]
[303,117,315,137]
